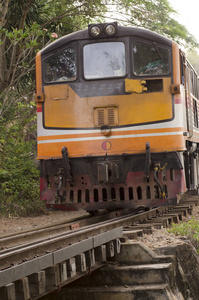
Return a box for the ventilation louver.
[94,106,118,127]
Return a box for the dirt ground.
[0,210,88,236]
[0,205,198,240]
[137,205,199,249]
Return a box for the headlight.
[90,25,102,37]
[105,24,117,36]
[88,22,118,38]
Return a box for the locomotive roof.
[40,24,172,56]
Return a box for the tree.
[0,25,49,119]
[37,0,198,49]
[0,1,51,215]
[104,0,198,49]
[0,99,44,216]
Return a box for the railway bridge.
[0,194,198,300]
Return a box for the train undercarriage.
[39,142,199,212]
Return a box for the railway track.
[0,192,198,270]
[0,192,198,299]
[0,207,148,250]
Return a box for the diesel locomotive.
[35,22,199,212]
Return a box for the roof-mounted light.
[90,25,102,37]
[88,22,118,39]
[105,24,117,36]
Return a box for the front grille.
[66,184,168,203]
[94,106,118,127]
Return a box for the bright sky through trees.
[169,0,199,43]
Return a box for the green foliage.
[109,0,198,49]
[0,101,45,217]
[0,24,52,120]
[168,218,199,254]
[3,0,49,29]
[38,0,107,35]
[0,5,54,217]
[1,0,198,49]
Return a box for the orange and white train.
[35,22,199,212]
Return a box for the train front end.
[35,23,187,212]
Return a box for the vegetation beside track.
[0,103,46,217]
[168,218,199,254]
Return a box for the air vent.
[107,108,115,125]
[97,109,105,126]
[94,106,118,127]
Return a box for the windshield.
[133,42,169,76]
[83,42,126,79]
[43,48,77,83]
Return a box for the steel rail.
[0,192,195,273]
[0,206,171,271]
[0,209,136,249]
